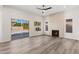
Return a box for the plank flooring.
[0,35,79,54]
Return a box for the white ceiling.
[7,5,79,16]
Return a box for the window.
[45,22,48,31]
[45,25,48,31]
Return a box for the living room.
[0,5,79,54]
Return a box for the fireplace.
[52,30,59,37]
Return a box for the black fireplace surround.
[52,30,59,37]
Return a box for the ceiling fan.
[37,5,52,11]
[37,5,52,15]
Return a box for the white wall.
[0,6,3,41]
[0,6,43,42]
[64,7,79,40]
[45,12,64,37]
[44,7,79,40]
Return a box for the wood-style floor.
[0,35,79,54]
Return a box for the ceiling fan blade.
[37,8,44,10]
[37,5,52,10]
[42,7,52,10]
[47,7,52,9]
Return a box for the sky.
[16,19,28,23]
